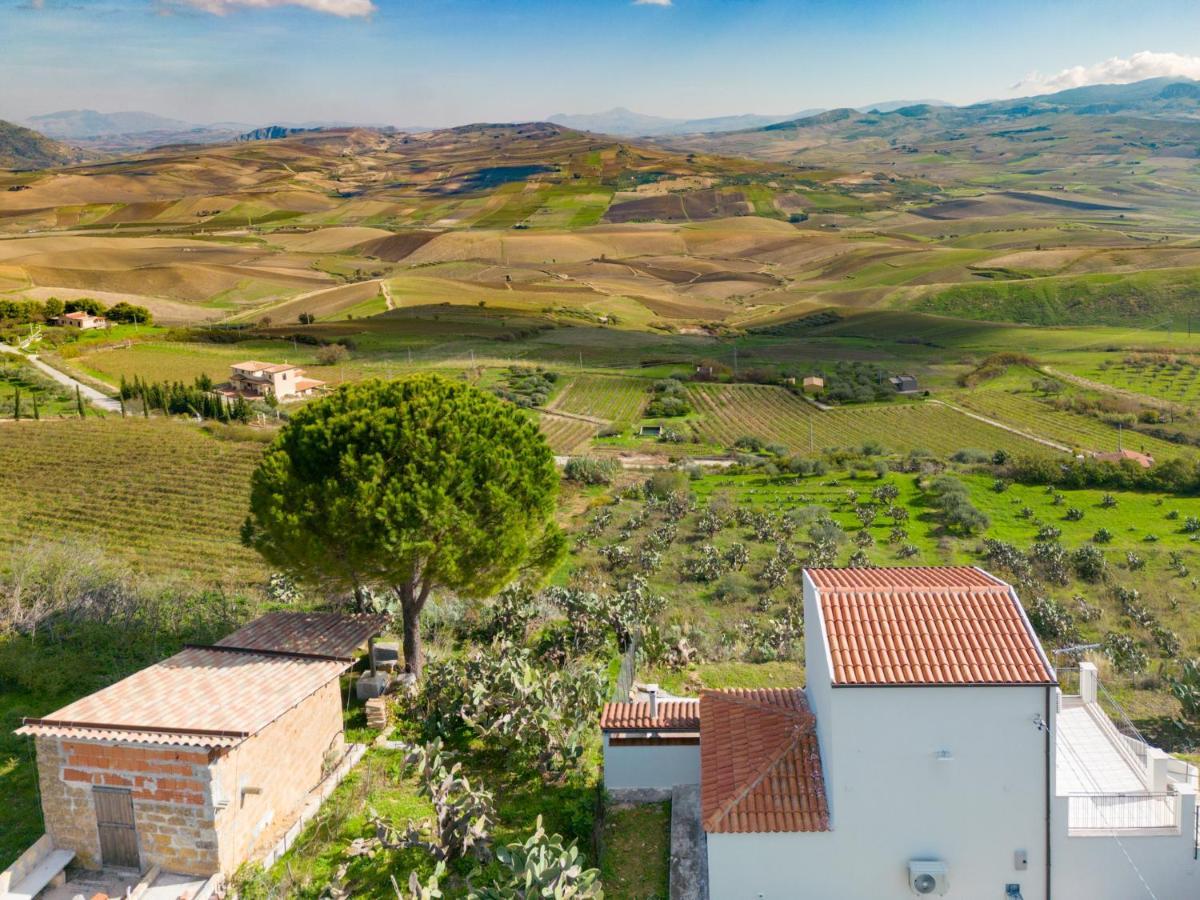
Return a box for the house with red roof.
[219,360,325,401]
[601,566,1200,899]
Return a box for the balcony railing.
[1068,792,1180,832]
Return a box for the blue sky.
[3,0,1200,127]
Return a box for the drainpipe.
[1045,684,1052,900]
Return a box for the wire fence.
[612,634,639,703]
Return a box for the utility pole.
[579,351,583,371]
[809,416,814,453]
[1118,422,1123,452]
[733,344,738,376]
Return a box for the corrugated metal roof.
[216,611,388,659]
[807,566,1055,687]
[17,646,347,749]
[700,689,828,834]
[600,700,699,732]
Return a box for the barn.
[17,612,385,879]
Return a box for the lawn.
[600,801,670,900]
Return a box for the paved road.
[0,342,123,413]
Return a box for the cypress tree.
[75,385,85,419]
[13,387,20,421]
[120,394,126,418]
[31,393,40,421]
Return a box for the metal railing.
[1068,792,1180,832]
[1058,666,1151,770]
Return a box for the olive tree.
[242,376,562,677]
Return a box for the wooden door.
[94,786,140,869]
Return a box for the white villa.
[602,566,1199,899]
[219,361,325,401]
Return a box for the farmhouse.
[1094,448,1155,468]
[888,373,920,393]
[220,360,325,400]
[802,375,824,393]
[16,612,385,881]
[54,311,108,330]
[601,566,1200,899]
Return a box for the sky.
[3,0,1200,128]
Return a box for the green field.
[549,374,650,424]
[686,383,1046,456]
[0,420,266,581]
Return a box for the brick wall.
[35,736,218,874]
[212,678,345,872]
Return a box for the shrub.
[1064,507,1084,522]
[1072,545,1107,583]
[1093,527,1113,544]
[951,448,991,464]
[1102,633,1148,675]
[563,456,620,485]
[315,343,350,365]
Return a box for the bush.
[315,343,350,365]
[1072,545,1107,582]
[563,456,620,485]
[951,448,991,464]
[1093,527,1113,544]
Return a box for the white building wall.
[710,685,1053,899]
[1052,792,1200,898]
[602,736,699,792]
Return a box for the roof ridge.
[702,688,809,719]
[702,719,810,832]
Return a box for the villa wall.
[1052,792,1200,897]
[602,736,699,792]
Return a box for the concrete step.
[5,849,74,900]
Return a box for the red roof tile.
[700,689,828,834]
[807,566,1054,687]
[600,700,700,732]
[216,611,387,659]
[18,646,347,748]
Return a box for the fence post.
[1079,662,1098,705]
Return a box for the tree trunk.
[402,600,422,680]
[395,579,430,680]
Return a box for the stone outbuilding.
[17,612,385,879]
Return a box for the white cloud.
[1013,51,1200,95]
[633,0,672,6]
[171,0,376,16]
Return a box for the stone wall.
[35,736,218,875]
[212,677,345,873]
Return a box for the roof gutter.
[19,718,250,739]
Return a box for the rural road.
[0,342,123,413]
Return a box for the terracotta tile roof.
[700,689,828,834]
[600,700,700,732]
[216,611,388,659]
[231,361,298,374]
[1094,449,1154,468]
[17,647,347,749]
[806,566,1055,687]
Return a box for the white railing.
[1068,791,1180,832]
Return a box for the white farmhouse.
[601,566,1200,899]
[221,361,325,401]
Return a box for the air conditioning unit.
[908,860,949,896]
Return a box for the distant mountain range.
[23,109,204,139]
[547,101,950,137]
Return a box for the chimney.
[646,683,659,720]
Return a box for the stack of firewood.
[365,697,389,730]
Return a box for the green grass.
[600,802,670,900]
[914,267,1200,327]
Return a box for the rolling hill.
[0,120,79,170]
